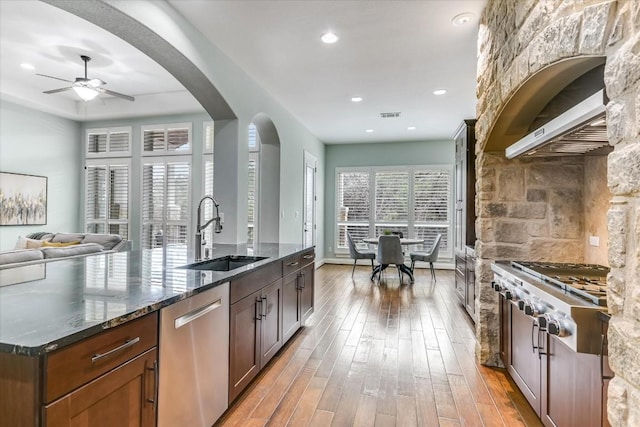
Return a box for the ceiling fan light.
[73,85,99,101]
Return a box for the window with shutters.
[140,156,191,277]
[86,127,132,157]
[335,165,452,259]
[85,158,130,240]
[141,122,192,155]
[202,121,215,250]
[247,123,260,248]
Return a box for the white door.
[303,151,317,247]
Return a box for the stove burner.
[511,261,609,306]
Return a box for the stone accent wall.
[585,156,611,265]
[476,0,639,424]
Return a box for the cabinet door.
[229,289,262,403]
[260,279,283,367]
[541,335,602,427]
[509,305,541,416]
[465,256,476,320]
[454,255,466,303]
[282,271,301,342]
[44,348,157,427]
[300,263,315,323]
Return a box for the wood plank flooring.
[216,264,542,427]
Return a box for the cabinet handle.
[146,360,158,407]
[287,261,299,267]
[531,322,538,354]
[303,254,314,260]
[262,296,267,318]
[256,297,263,320]
[301,273,306,289]
[600,333,614,385]
[174,299,222,329]
[91,337,140,363]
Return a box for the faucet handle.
[204,247,210,259]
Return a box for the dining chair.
[346,232,376,277]
[376,235,407,283]
[409,233,442,281]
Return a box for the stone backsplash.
[476,0,639,424]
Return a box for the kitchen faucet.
[195,195,222,261]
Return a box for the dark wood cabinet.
[0,313,158,427]
[499,297,611,426]
[508,304,542,416]
[541,336,602,427]
[454,119,476,254]
[229,278,283,403]
[454,254,466,304]
[282,249,315,342]
[44,348,157,427]
[464,251,476,320]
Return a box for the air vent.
[380,112,401,118]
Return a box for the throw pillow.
[41,240,81,248]
[14,236,46,249]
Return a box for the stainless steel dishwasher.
[158,282,229,427]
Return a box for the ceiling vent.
[380,112,401,118]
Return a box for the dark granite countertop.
[0,243,312,356]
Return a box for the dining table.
[362,237,424,283]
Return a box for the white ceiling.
[0,0,485,143]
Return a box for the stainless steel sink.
[178,255,268,271]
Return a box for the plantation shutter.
[141,158,190,274]
[247,158,256,246]
[413,169,451,252]
[142,123,192,154]
[85,160,129,239]
[202,121,215,251]
[336,171,370,249]
[86,127,131,156]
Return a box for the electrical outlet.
[589,235,600,247]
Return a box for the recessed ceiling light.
[408,126,417,130]
[351,96,363,102]
[365,129,374,133]
[321,31,339,44]
[433,89,447,95]
[20,63,35,70]
[452,12,473,26]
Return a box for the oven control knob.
[524,302,539,317]
[504,290,512,300]
[491,281,499,291]
[517,300,526,311]
[548,319,570,337]
[537,316,548,329]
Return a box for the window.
[141,123,192,155]
[85,159,130,240]
[202,121,215,250]
[336,165,452,258]
[140,157,191,273]
[86,127,131,157]
[247,123,260,247]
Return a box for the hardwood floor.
[216,264,542,427]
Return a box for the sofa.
[0,232,129,267]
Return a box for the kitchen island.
[0,243,315,426]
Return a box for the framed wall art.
[0,172,48,225]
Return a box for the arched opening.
[248,114,281,245]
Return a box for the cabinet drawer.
[45,313,158,403]
[230,260,283,304]
[283,249,315,276]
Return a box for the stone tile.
[549,188,583,239]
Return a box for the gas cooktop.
[511,261,609,307]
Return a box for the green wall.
[0,99,82,250]
[324,139,454,258]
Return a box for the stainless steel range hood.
[505,89,609,159]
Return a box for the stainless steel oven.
[493,261,612,427]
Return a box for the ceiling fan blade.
[87,78,105,88]
[36,73,73,83]
[43,87,73,94]
[98,88,135,102]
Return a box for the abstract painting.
[0,172,47,225]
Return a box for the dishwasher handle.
[174,298,223,329]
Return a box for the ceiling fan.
[37,55,135,102]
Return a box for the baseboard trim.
[322,258,454,270]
